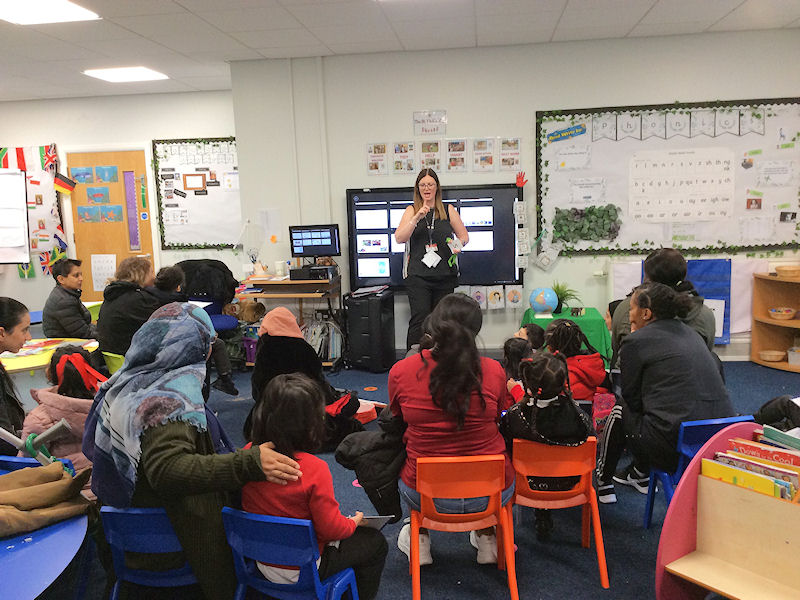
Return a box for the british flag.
[41,144,57,173]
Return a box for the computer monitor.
[289,224,341,258]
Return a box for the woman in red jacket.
[544,319,608,409]
[390,293,514,566]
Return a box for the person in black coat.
[96,257,159,356]
[596,282,734,504]
[0,298,31,455]
[176,259,238,305]
[42,258,97,339]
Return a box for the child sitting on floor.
[514,323,545,350]
[502,353,592,540]
[21,345,106,490]
[241,373,388,600]
[543,319,607,409]
[502,336,534,381]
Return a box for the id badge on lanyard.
[421,213,441,268]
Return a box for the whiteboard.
[0,170,30,264]
[536,98,800,253]
[152,137,242,249]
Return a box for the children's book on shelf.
[701,458,785,499]
[728,437,800,467]
[762,425,800,452]
[714,452,799,498]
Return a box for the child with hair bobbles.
[543,319,608,408]
[501,352,592,541]
[21,345,107,492]
[242,373,388,600]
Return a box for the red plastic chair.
[511,437,609,589]
[412,455,518,600]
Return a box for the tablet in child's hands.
[359,515,393,530]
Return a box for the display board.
[0,170,29,264]
[346,184,521,290]
[152,137,241,249]
[536,98,800,254]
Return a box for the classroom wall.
[230,29,800,352]
[0,90,237,309]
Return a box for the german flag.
[54,172,76,195]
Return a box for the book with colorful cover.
[762,425,800,452]
[701,458,782,498]
[728,438,800,467]
[714,452,799,498]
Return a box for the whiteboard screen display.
[0,170,30,264]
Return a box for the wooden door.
[66,150,154,301]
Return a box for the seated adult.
[83,303,301,600]
[151,265,238,396]
[42,258,97,340]
[389,293,514,565]
[597,282,734,503]
[610,248,716,369]
[96,257,159,356]
[0,298,32,455]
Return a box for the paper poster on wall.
[556,145,591,170]
[570,177,606,204]
[392,141,415,173]
[77,205,101,223]
[70,167,93,183]
[472,138,495,172]
[95,166,118,183]
[91,254,116,292]
[446,139,466,173]
[222,171,239,191]
[505,285,523,308]
[470,286,487,309]
[413,110,447,136]
[366,143,387,175]
[756,160,798,187]
[418,140,441,171]
[101,205,124,223]
[259,208,283,243]
[704,298,725,339]
[487,285,505,309]
[86,186,109,203]
[499,137,521,171]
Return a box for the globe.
[530,287,558,313]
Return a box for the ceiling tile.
[641,0,742,24]
[709,0,800,31]
[478,11,562,35]
[111,14,255,54]
[628,21,710,37]
[392,17,476,49]
[326,39,404,54]
[79,0,188,17]
[30,20,139,42]
[309,22,398,45]
[174,74,233,90]
[196,5,301,31]
[0,22,62,46]
[7,40,102,62]
[232,28,321,48]
[176,0,272,9]
[552,23,635,42]
[285,0,388,28]
[559,4,653,28]
[76,37,174,58]
[256,45,334,58]
[378,0,474,22]
[191,48,265,61]
[474,0,567,16]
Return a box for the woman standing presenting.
[394,168,469,350]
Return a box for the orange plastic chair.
[511,437,609,589]
[412,455,519,600]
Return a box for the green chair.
[102,352,125,374]
[85,301,102,322]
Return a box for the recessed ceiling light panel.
[0,0,100,25]
[83,67,169,83]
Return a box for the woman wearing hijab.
[83,302,301,600]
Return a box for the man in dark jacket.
[42,258,97,339]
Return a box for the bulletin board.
[536,98,800,254]
[152,137,241,249]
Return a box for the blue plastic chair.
[643,415,754,528]
[189,297,238,333]
[100,507,198,599]
[221,507,359,600]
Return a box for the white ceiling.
[1,0,798,102]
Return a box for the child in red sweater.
[241,373,387,600]
[543,319,608,409]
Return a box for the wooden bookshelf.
[665,476,800,599]
[750,273,800,373]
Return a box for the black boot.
[534,509,553,541]
[211,373,239,396]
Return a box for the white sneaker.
[469,530,498,564]
[397,524,432,565]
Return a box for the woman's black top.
[404,207,458,280]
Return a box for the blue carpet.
[71,360,798,599]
